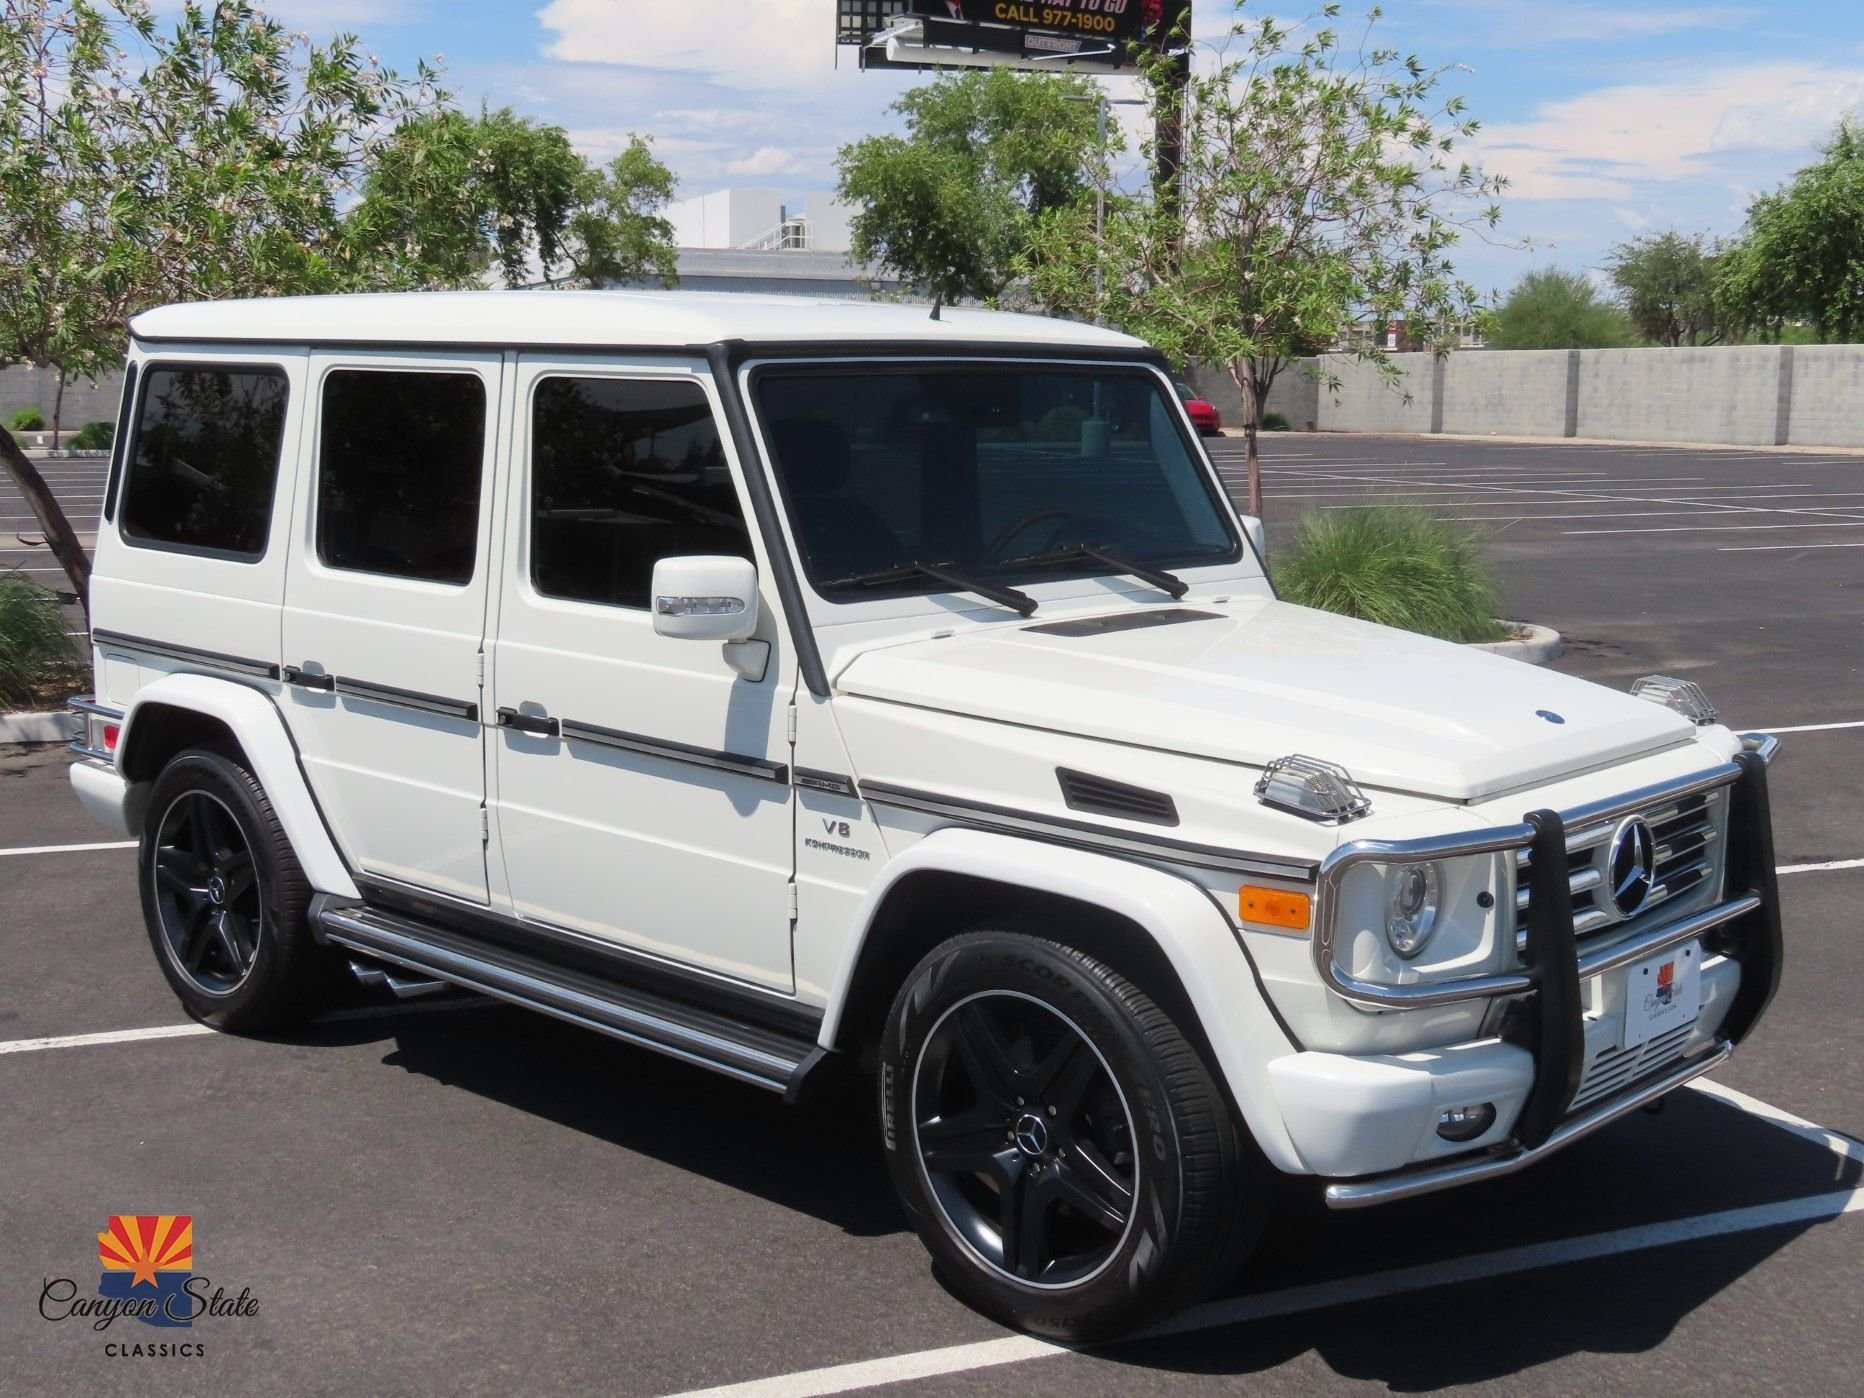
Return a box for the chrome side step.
[316,901,823,1096]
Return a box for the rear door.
[488,356,796,990]
[280,351,505,904]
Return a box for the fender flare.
[119,673,360,900]
[820,826,1304,1172]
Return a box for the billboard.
[837,0,1188,71]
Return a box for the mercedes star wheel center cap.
[1012,1113,1049,1158]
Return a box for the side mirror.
[651,555,759,642]
[1239,515,1267,562]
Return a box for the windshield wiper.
[820,560,1038,617]
[998,542,1189,600]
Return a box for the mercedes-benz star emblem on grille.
[1608,816,1656,918]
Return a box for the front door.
[489,357,795,990]
[280,351,504,903]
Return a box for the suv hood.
[834,599,1697,802]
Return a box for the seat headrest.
[770,418,852,495]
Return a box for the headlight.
[1384,861,1442,959]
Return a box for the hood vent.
[1025,607,1222,638]
[1057,768,1179,826]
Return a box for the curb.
[0,711,78,745]
[1469,622,1563,666]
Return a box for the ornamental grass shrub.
[1271,504,1505,644]
[69,420,115,450]
[0,571,79,709]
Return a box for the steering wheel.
[985,507,1077,560]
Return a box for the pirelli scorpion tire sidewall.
[879,931,1262,1343]
[138,746,334,1033]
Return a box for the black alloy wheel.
[139,746,333,1031]
[151,789,264,995]
[912,990,1138,1288]
[880,932,1264,1341]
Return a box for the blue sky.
[258,0,1864,298]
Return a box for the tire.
[879,931,1263,1342]
[138,746,333,1032]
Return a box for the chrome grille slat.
[1515,790,1725,948]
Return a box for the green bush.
[0,571,80,709]
[9,407,46,432]
[1262,411,1290,431]
[69,420,115,450]
[1271,505,1504,643]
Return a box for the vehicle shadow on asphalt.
[297,999,909,1240]
[1093,1091,1861,1388]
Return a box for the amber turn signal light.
[1238,886,1312,930]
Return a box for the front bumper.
[1281,735,1783,1208]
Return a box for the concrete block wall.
[1577,346,1785,445]
[1313,353,1435,434]
[1785,346,1864,448]
[1440,350,1572,438]
[0,366,124,428]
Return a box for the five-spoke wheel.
[151,790,263,995]
[880,931,1263,1342]
[138,745,332,1030]
[913,991,1138,1288]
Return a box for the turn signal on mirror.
[1238,886,1311,931]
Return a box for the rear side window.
[530,376,750,610]
[317,368,487,585]
[120,365,289,559]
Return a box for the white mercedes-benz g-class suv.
[69,291,1782,1340]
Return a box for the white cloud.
[536,0,838,90]
[1474,61,1864,201]
[727,145,807,177]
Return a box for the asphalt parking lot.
[4,435,1862,1395]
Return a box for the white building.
[663,187,896,299]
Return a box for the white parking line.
[0,1023,213,1055]
[1566,520,1864,536]
[1720,540,1864,552]
[0,840,136,858]
[669,1179,1864,1398]
[1761,720,1864,734]
[1778,858,1864,875]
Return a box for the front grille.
[1569,1020,1696,1111]
[1516,790,1725,952]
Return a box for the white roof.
[129,289,1148,352]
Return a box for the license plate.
[1621,940,1702,1050]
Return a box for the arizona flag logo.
[97,1216,194,1328]
[1654,958,1676,1005]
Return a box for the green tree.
[351,114,677,289]
[1487,269,1632,350]
[836,67,1108,309]
[1607,232,1725,347]
[0,0,441,612]
[561,137,679,289]
[349,107,585,289]
[1025,3,1505,516]
[1716,118,1864,342]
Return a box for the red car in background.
[1175,380,1223,436]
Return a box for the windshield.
[754,364,1241,602]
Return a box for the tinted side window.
[120,366,288,559]
[530,377,749,610]
[317,369,487,585]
